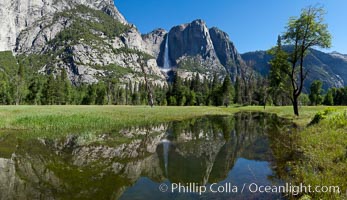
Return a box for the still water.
[0,112,297,200]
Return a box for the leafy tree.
[298,93,310,106]
[323,89,334,105]
[309,80,323,105]
[283,6,331,115]
[253,76,269,107]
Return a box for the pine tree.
[172,72,184,106]
[27,76,42,105]
[268,35,291,106]
[221,75,233,107]
[42,74,56,105]
[82,84,97,105]
[15,64,26,105]
[60,69,71,105]
[234,77,243,104]
[0,74,12,105]
[95,83,106,105]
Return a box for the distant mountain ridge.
[242,48,347,91]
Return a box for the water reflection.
[0,112,296,200]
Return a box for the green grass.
[291,110,347,200]
[0,105,343,135]
[0,106,234,138]
[0,105,346,199]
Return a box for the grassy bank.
[0,105,337,133]
[0,105,346,199]
[291,109,347,200]
[0,106,232,136]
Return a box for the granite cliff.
[1,0,346,89]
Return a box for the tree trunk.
[293,96,299,116]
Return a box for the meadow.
[0,105,346,199]
[0,105,339,133]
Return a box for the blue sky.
[115,0,347,54]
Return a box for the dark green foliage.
[0,73,12,104]
[42,74,57,105]
[26,76,44,105]
[0,51,18,75]
[321,87,347,106]
[323,89,334,105]
[95,83,107,105]
[82,84,97,105]
[309,80,323,105]
[234,77,243,104]
[268,36,291,106]
[210,73,222,106]
[59,69,72,105]
[221,75,233,107]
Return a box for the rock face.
[151,19,248,80]
[142,28,167,59]
[0,1,249,84]
[168,20,218,64]
[0,0,167,85]
[209,27,246,81]
[0,0,127,52]
[166,20,226,78]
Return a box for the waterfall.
[163,34,171,69]
[161,139,170,176]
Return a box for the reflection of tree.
[266,116,300,181]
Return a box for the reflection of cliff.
[157,113,293,185]
[0,126,168,200]
[0,113,294,200]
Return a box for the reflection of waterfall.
[163,34,171,69]
[161,139,170,176]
